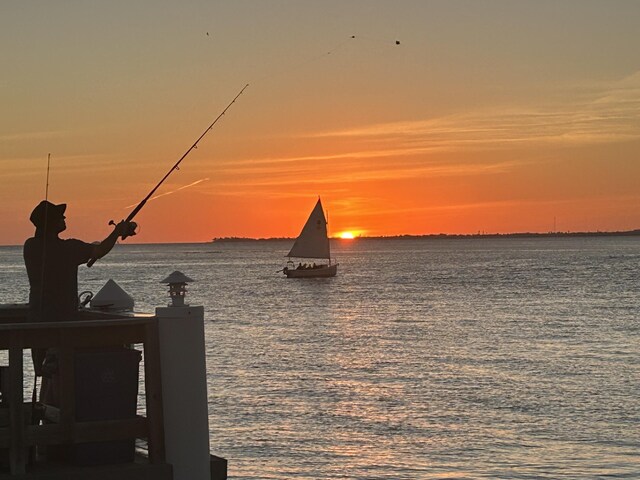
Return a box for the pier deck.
[0,305,169,479]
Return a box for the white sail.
[287,198,331,259]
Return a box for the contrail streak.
[124,178,210,209]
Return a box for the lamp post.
[160,271,194,307]
[155,271,210,480]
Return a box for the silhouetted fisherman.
[23,200,136,378]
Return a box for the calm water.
[1,237,639,479]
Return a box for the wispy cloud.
[307,72,640,147]
[203,71,640,192]
[202,141,536,192]
[218,158,521,189]
[0,130,68,143]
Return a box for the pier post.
[156,277,210,480]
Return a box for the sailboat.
[282,198,338,278]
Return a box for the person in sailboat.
[283,197,338,278]
[23,200,136,381]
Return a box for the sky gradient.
[2,1,640,244]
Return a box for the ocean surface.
[1,237,639,479]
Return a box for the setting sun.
[338,232,355,239]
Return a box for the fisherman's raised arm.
[89,220,136,263]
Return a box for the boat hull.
[284,264,338,278]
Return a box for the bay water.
[0,237,638,479]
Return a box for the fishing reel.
[78,290,94,308]
[109,219,138,239]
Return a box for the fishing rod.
[88,83,249,267]
[45,153,51,200]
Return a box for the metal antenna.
[34,153,52,412]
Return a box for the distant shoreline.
[213,230,640,242]
[1,230,638,248]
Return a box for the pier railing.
[0,306,169,478]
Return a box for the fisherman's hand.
[115,220,137,239]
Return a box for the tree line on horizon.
[212,229,640,242]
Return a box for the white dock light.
[160,271,194,307]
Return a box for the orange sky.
[2,1,640,245]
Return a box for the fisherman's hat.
[30,200,66,228]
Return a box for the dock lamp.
[160,271,194,307]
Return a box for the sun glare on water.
[339,232,355,239]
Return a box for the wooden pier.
[0,305,173,479]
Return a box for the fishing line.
[242,33,401,87]
[246,35,359,86]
